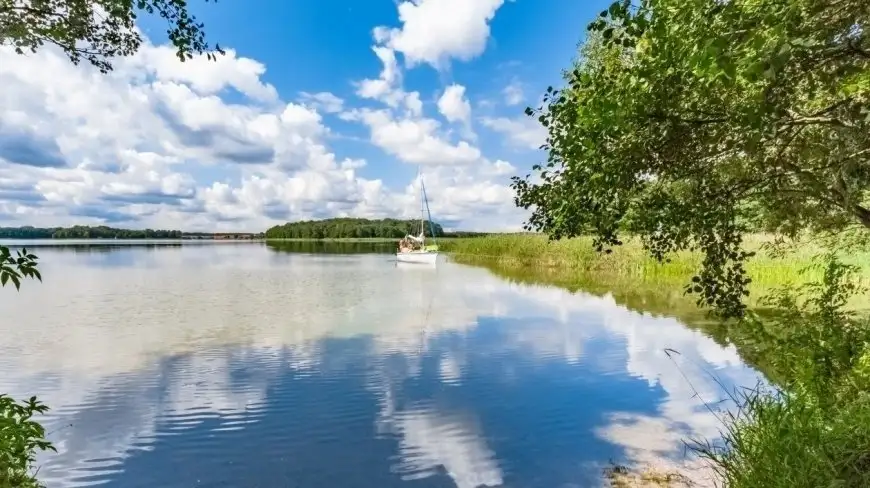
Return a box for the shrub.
[0,395,55,488]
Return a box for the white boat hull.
[395,251,438,265]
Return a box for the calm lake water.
[0,240,761,488]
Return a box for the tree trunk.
[854,204,870,230]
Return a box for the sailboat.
[396,169,439,265]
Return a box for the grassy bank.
[439,234,870,308]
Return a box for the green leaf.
[608,2,621,17]
[517,0,870,318]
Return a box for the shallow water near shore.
[0,240,761,487]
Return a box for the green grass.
[439,234,870,308]
[696,384,870,488]
[692,259,870,488]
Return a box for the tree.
[513,0,870,317]
[264,218,446,240]
[0,0,224,72]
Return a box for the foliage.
[0,225,184,239]
[0,0,223,72]
[739,254,870,401]
[52,225,182,239]
[0,396,55,488]
[514,0,870,317]
[694,255,870,488]
[0,246,41,290]
[264,218,446,240]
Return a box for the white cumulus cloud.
[377,0,507,70]
[299,92,345,114]
[347,109,480,166]
[437,84,472,125]
[480,115,547,150]
[0,1,526,232]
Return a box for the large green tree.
[514,0,870,317]
[0,0,223,72]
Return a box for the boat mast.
[421,177,436,246]
[418,166,425,246]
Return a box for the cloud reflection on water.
[0,244,761,487]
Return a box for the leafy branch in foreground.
[0,0,224,72]
[514,0,870,318]
[0,396,56,488]
[0,245,41,290]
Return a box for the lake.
[0,240,761,488]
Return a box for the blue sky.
[0,0,613,232]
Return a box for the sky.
[0,0,612,232]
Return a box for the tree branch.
[0,5,67,19]
[785,110,856,128]
[852,203,870,228]
[648,111,729,125]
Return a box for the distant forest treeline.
[0,225,263,239]
[1,221,490,240]
[264,218,452,239]
[0,225,183,239]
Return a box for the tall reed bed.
[440,234,870,295]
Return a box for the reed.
[440,234,870,304]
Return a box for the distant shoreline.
[1,222,507,241]
[0,238,266,245]
[0,236,264,241]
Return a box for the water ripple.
[0,244,763,488]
